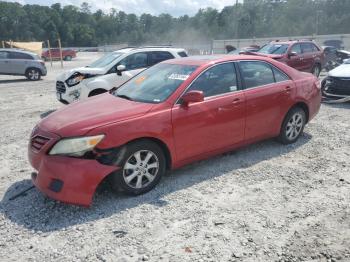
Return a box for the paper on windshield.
[168,73,190,81]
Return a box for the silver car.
[0,49,47,80]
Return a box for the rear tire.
[278,107,306,145]
[25,68,41,81]
[110,140,166,195]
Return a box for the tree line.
[0,0,349,47]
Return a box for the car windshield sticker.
[168,73,190,81]
[135,76,147,84]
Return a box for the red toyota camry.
[28,55,321,206]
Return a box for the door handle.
[299,57,304,61]
[232,98,241,104]
[285,86,292,93]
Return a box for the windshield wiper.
[117,94,133,101]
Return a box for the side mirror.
[288,52,297,58]
[116,64,126,76]
[181,90,204,106]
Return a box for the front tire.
[110,140,166,195]
[25,68,41,81]
[64,55,72,61]
[278,107,306,144]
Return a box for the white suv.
[56,47,188,104]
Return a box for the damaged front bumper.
[322,76,350,103]
[28,128,119,207]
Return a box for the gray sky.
[5,0,239,16]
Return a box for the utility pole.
[234,0,239,47]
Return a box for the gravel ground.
[0,53,349,262]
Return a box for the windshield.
[258,44,289,54]
[115,63,198,103]
[88,52,123,68]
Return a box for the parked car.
[55,47,188,104]
[0,48,47,80]
[323,40,344,50]
[248,40,325,77]
[321,59,350,99]
[42,48,77,61]
[29,55,321,206]
[323,46,350,72]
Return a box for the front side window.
[187,63,238,97]
[9,52,33,60]
[119,52,148,70]
[89,52,123,68]
[301,43,315,53]
[258,44,289,55]
[290,44,302,54]
[239,61,275,89]
[149,51,174,66]
[115,63,198,103]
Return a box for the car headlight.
[66,74,85,87]
[49,135,105,157]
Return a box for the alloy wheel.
[122,150,159,189]
[28,69,40,80]
[286,113,304,140]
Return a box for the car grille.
[327,77,350,96]
[56,81,66,93]
[31,135,50,152]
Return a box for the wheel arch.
[289,101,310,123]
[88,88,108,97]
[25,66,42,75]
[125,137,172,170]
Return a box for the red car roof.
[165,54,282,66]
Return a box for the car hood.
[329,64,350,77]
[39,93,155,137]
[57,67,105,81]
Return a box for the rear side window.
[0,51,8,59]
[149,51,174,66]
[290,44,302,54]
[178,51,188,57]
[272,67,290,82]
[239,61,275,89]
[8,52,34,60]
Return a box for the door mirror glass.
[116,64,126,76]
[181,90,204,106]
[288,51,298,58]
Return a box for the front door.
[172,62,246,161]
[287,43,307,71]
[0,51,10,74]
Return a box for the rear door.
[238,60,295,141]
[172,62,246,161]
[0,51,10,74]
[8,51,33,74]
